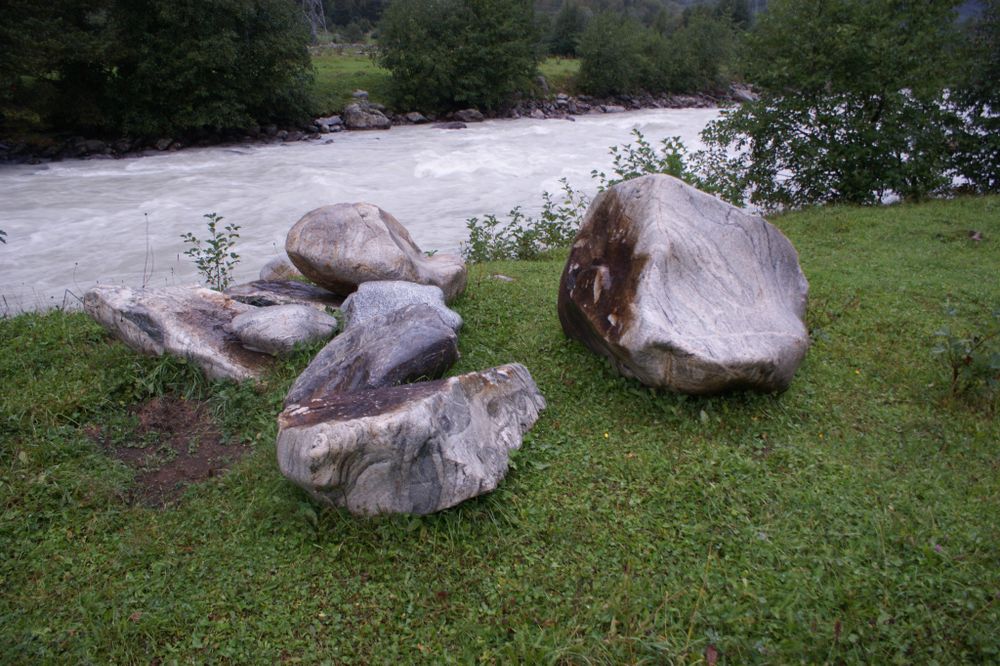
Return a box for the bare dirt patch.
[89,395,251,506]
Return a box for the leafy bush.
[698,0,963,210]
[933,303,1000,410]
[576,13,647,96]
[180,213,241,291]
[462,178,588,262]
[376,0,540,112]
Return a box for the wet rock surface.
[558,174,809,394]
[285,203,467,302]
[83,285,273,382]
[277,363,546,515]
[227,304,338,356]
[284,303,459,407]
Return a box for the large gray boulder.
[285,203,467,302]
[284,303,459,407]
[342,102,391,130]
[226,304,338,356]
[558,174,809,394]
[83,285,272,382]
[341,280,462,332]
[226,280,343,311]
[277,363,546,515]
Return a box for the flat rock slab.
[227,304,338,356]
[558,174,809,394]
[285,203,467,302]
[226,280,343,311]
[284,303,459,407]
[277,363,546,515]
[341,280,462,332]
[84,285,272,382]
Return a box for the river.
[0,108,718,313]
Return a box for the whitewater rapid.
[0,108,718,313]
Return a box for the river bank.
[0,89,735,166]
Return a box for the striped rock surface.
[277,363,546,515]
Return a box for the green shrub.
[698,0,963,210]
[376,0,540,112]
[933,303,1000,410]
[180,213,241,291]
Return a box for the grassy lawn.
[310,50,393,115]
[539,57,581,95]
[1,197,998,663]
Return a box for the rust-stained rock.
[558,174,809,394]
[226,280,342,311]
[284,303,459,407]
[285,203,467,302]
[83,285,272,382]
[276,363,546,515]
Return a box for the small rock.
[454,108,485,123]
[341,281,462,332]
[530,109,546,120]
[227,304,338,356]
[259,256,303,281]
[601,105,626,114]
[284,303,459,405]
[434,122,467,130]
[155,138,173,151]
[405,111,429,124]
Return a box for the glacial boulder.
[226,304,338,356]
[558,174,809,394]
[285,203,467,302]
[277,363,546,515]
[83,285,272,382]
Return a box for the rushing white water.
[0,108,718,313]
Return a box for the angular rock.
[285,203,467,302]
[601,105,626,113]
[83,285,272,382]
[277,363,546,515]
[284,303,459,406]
[342,102,391,130]
[404,111,428,124]
[558,174,809,394]
[341,280,462,332]
[226,280,343,311]
[259,256,303,281]
[227,304,338,356]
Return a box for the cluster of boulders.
[84,202,545,516]
[84,172,810,517]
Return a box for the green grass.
[1,197,999,663]
[310,51,393,115]
[539,57,581,95]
